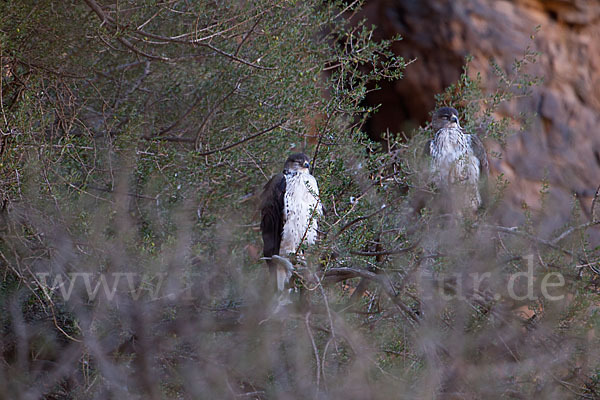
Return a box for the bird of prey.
[260,153,322,293]
[424,107,489,213]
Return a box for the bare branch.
[195,120,286,156]
[330,205,387,240]
[550,220,600,246]
[194,82,242,151]
[82,0,275,69]
[204,43,275,71]
[323,267,419,325]
[116,37,171,62]
[349,243,417,256]
[304,312,321,392]
[481,224,574,256]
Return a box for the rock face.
[358,0,600,237]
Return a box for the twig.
[317,276,338,353]
[310,111,334,173]
[480,224,573,256]
[195,120,285,156]
[83,0,275,69]
[194,81,242,151]
[331,205,387,241]
[143,136,194,143]
[117,37,170,62]
[304,312,321,392]
[199,41,274,71]
[156,96,203,136]
[349,243,417,256]
[551,221,600,246]
[234,16,263,57]
[321,338,333,391]
[323,267,419,326]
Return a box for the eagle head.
[284,153,310,173]
[432,107,460,132]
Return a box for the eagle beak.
[303,161,310,169]
[451,115,459,124]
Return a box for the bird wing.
[260,173,286,258]
[468,134,489,178]
[423,139,433,158]
[468,134,490,207]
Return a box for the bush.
[0,2,598,399]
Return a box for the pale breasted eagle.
[424,107,489,212]
[260,153,322,292]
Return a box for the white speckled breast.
[280,171,322,255]
[430,127,482,209]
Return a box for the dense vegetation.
[0,1,598,398]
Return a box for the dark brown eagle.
[260,153,322,293]
[424,107,489,212]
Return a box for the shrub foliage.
[0,1,598,399]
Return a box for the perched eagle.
[424,107,489,212]
[260,153,322,293]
